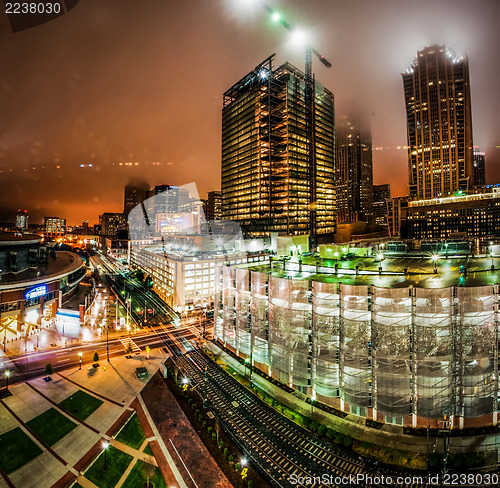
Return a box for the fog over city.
[0,0,498,224]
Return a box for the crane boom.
[261,2,332,69]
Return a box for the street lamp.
[78,352,82,370]
[490,241,494,270]
[377,253,383,274]
[432,254,438,274]
[102,441,109,471]
[106,320,110,362]
[244,357,250,379]
[4,371,11,392]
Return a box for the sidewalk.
[0,322,141,359]
[0,351,169,488]
[141,372,234,488]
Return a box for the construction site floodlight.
[290,28,308,48]
[258,69,268,79]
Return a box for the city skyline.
[1,0,499,225]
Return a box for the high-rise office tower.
[473,148,486,187]
[152,184,178,214]
[99,213,127,238]
[335,115,374,224]
[16,209,28,230]
[124,180,150,215]
[221,55,336,239]
[44,217,66,237]
[373,184,391,225]
[206,191,222,221]
[403,45,473,200]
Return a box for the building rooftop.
[242,254,500,289]
[0,251,85,290]
[0,231,41,246]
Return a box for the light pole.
[202,306,207,340]
[78,352,82,370]
[4,371,11,392]
[244,357,250,379]
[204,367,209,409]
[490,241,494,271]
[377,253,383,274]
[106,323,110,362]
[102,441,109,471]
[432,254,438,274]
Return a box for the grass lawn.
[0,427,43,474]
[58,390,103,421]
[122,460,166,488]
[116,413,146,450]
[85,446,133,488]
[143,443,154,456]
[26,408,77,446]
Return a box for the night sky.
[1,0,499,225]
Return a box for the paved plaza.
[0,349,232,488]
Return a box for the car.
[340,252,357,260]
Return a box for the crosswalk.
[119,337,141,353]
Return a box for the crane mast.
[259,1,332,248]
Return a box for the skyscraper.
[403,45,473,200]
[373,184,391,226]
[335,115,373,224]
[124,180,150,215]
[16,209,29,230]
[473,148,486,187]
[221,55,336,239]
[206,191,221,221]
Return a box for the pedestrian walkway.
[140,372,234,488]
[118,337,141,353]
[0,350,170,488]
[136,395,187,488]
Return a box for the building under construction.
[215,260,499,432]
[221,55,336,240]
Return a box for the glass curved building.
[214,263,498,429]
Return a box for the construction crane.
[256,2,333,248]
[260,3,332,68]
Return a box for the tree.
[126,343,133,354]
[93,351,99,363]
[142,462,155,488]
[45,363,54,375]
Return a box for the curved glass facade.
[215,265,500,427]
